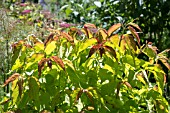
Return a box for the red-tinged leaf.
[17,78,24,97]
[61,32,74,44]
[87,44,101,58]
[82,27,93,38]
[124,81,132,89]
[28,35,38,44]
[38,58,48,76]
[69,27,82,37]
[53,35,59,41]
[147,42,158,54]
[128,26,140,46]
[24,44,32,48]
[127,22,142,32]
[104,46,117,60]
[75,89,83,103]
[3,73,20,87]
[164,74,166,84]
[119,35,127,52]
[51,56,65,70]
[99,48,105,58]
[159,58,170,70]
[84,23,96,28]
[108,23,121,36]
[87,47,97,59]
[85,91,94,105]
[122,34,137,51]
[158,49,170,56]
[44,33,54,47]
[98,29,108,40]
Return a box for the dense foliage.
[0,1,170,113]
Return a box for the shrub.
[1,22,169,112]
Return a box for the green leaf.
[40,91,50,106]
[34,42,44,52]
[51,92,60,108]
[28,76,39,101]
[11,44,22,66]
[12,59,23,70]
[99,69,113,82]
[12,79,19,105]
[109,34,120,48]
[66,65,80,85]
[122,54,135,67]
[78,38,97,53]
[65,8,73,16]
[143,46,156,59]
[18,91,29,109]
[100,80,116,95]
[45,41,56,55]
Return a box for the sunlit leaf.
[12,78,19,105]
[109,34,120,47]
[136,72,146,85]
[108,23,121,36]
[27,53,44,62]
[45,41,56,55]
[78,38,97,53]
[12,58,23,71]
[103,64,115,74]
[34,42,44,52]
